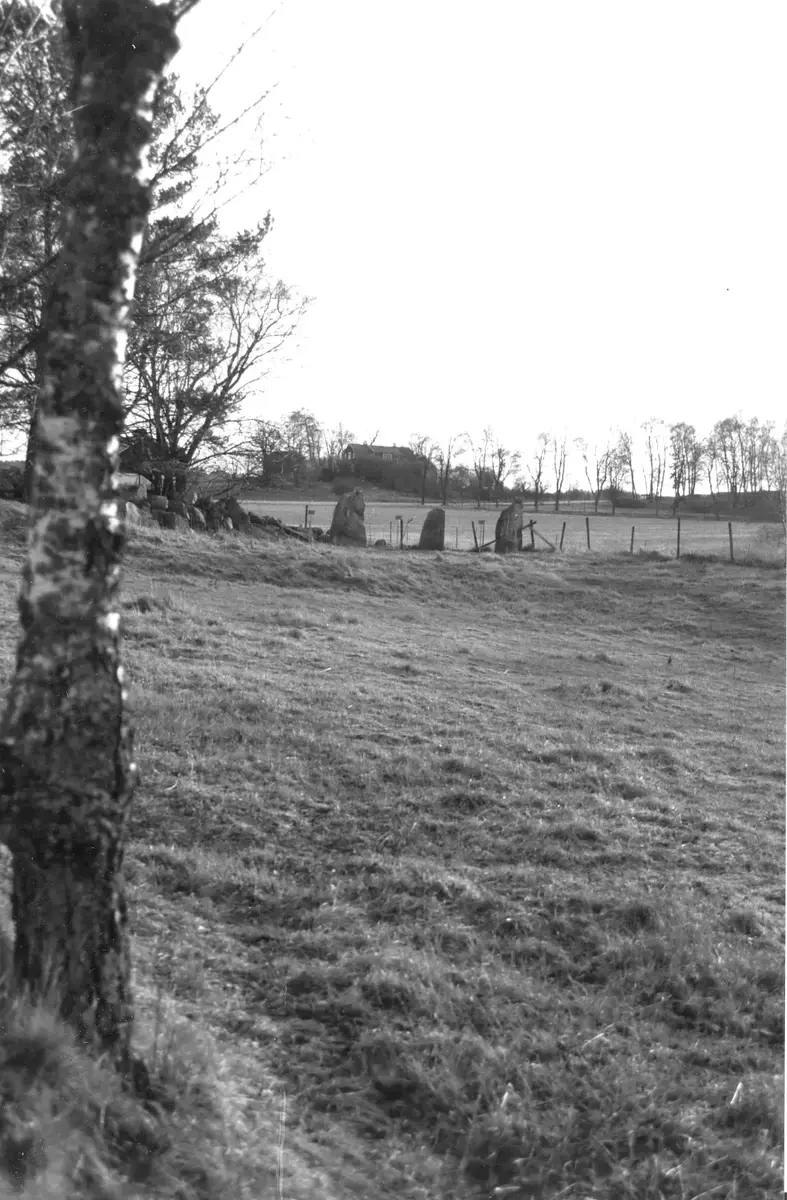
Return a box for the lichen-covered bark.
[0,1,180,1063]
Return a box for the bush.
[0,461,25,500]
[332,476,356,496]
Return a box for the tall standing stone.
[418,507,446,550]
[495,500,524,554]
[329,489,367,547]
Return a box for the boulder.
[155,511,191,533]
[374,539,387,548]
[119,481,147,502]
[418,507,445,550]
[495,500,523,554]
[124,501,147,527]
[168,500,189,518]
[223,518,235,533]
[329,488,367,547]
[149,495,168,512]
[188,505,207,531]
[226,498,251,533]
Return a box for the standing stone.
[329,489,367,547]
[149,495,168,512]
[495,500,523,554]
[418,507,445,550]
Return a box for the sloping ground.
[0,510,783,1197]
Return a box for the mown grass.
[0,500,784,1197]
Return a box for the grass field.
[246,497,785,562]
[0,501,784,1198]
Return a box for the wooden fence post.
[471,521,479,550]
[560,521,566,550]
[728,521,734,562]
[585,516,590,550]
[630,526,635,554]
[676,518,681,559]
[455,527,459,550]
[529,521,535,549]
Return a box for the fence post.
[630,525,635,554]
[585,516,590,550]
[529,521,535,549]
[455,527,459,550]
[676,518,681,559]
[471,520,479,550]
[560,521,566,550]
[728,521,734,562]
[389,521,392,545]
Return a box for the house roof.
[345,443,419,458]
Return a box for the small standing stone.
[418,507,445,550]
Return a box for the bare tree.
[551,432,568,511]
[708,416,743,505]
[323,422,354,469]
[408,433,438,506]
[435,433,466,506]
[606,433,629,514]
[773,426,787,537]
[123,228,308,496]
[576,437,613,513]
[616,430,637,499]
[529,432,549,511]
[0,0,193,1066]
[470,426,493,504]
[641,418,668,502]
[489,435,521,503]
[669,422,704,513]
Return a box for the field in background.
[245,498,784,561]
[0,503,783,1198]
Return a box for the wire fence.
[245,500,784,563]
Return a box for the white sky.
[172,0,784,471]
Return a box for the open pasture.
[245,497,784,561]
[0,507,783,1198]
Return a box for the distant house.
[341,443,425,466]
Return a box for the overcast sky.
[173,0,783,467]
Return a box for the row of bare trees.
[517,418,786,516]
[206,415,786,523]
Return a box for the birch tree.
[0,0,195,1067]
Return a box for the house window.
[382,452,392,461]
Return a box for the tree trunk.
[0,0,181,1066]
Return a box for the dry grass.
[0,501,783,1197]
